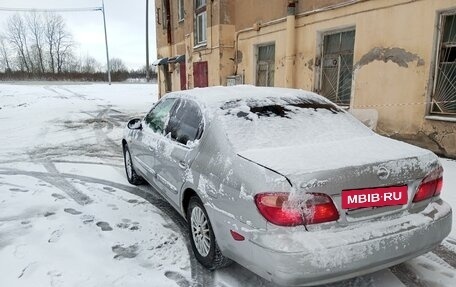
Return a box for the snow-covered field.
[0,82,455,287]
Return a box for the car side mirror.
[127,118,142,130]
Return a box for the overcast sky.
[0,0,157,69]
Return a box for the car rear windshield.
[217,96,373,152]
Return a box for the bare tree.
[81,55,101,73]
[110,58,127,72]
[56,29,73,73]
[44,13,73,74]
[44,12,57,73]
[26,12,46,74]
[7,14,31,72]
[0,34,12,72]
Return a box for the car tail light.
[254,192,339,226]
[434,177,443,196]
[255,193,303,226]
[413,167,443,203]
[304,193,340,224]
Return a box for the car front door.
[154,99,204,207]
[134,98,177,181]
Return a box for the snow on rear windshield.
[217,96,373,152]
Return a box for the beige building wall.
[155,0,236,96]
[155,0,456,157]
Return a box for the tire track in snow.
[89,107,122,154]
[430,246,456,268]
[50,159,123,168]
[390,264,429,287]
[57,87,87,100]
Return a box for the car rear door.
[154,98,204,207]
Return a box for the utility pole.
[145,0,150,82]
[102,0,111,85]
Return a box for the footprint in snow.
[116,221,140,231]
[44,212,55,217]
[107,204,119,211]
[116,223,130,229]
[81,214,94,224]
[47,270,63,287]
[48,229,63,243]
[64,208,82,215]
[96,221,113,231]
[52,193,66,200]
[10,188,28,193]
[103,186,116,192]
[112,244,138,259]
[164,271,190,287]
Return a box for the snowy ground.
[0,82,455,287]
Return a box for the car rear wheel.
[123,144,143,185]
[187,196,232,270]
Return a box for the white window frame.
[194,0,207,46]
[255,42,275,87]
[178,0,185,22]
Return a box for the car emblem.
[377,167,390,180]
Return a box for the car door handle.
[178,161,188,169]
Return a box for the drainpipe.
[285,0,297,88]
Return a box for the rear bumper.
[231,200,452,286]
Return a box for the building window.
[256,44,275,87]
[162,1,168,29]
[320,29,355,106]
[431,13,456,116]
[194,0,207,45]
[178,0,184,22]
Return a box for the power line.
[0,7,102,13]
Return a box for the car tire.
[123,144,143,185]
[187,196,232,270]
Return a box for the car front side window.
[144,98,176,134]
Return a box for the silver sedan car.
[122,86,452,286]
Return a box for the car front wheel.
[123,144,143,185]
[187,196,232,270]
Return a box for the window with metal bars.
[431,13,456,116]
[320,29,355,106]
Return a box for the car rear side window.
[144,98,176,134]
[166,99,203,145]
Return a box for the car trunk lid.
[238,135,439,224]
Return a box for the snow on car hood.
[238,134,437,180]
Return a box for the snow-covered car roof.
[165,85,375,153]
[164,85,334,111]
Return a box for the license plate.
[341,186,408,209]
